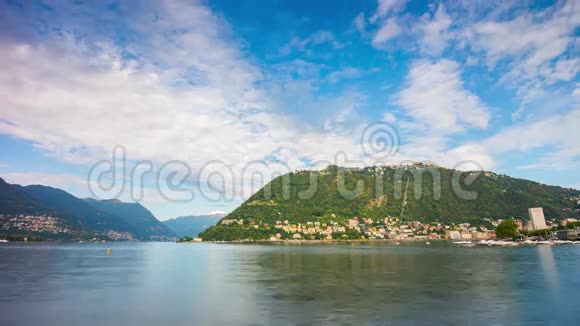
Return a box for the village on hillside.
[209,207,579,242]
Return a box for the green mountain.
[163,214,225,237]
[21,185,131,233]
[85,198,176,239]
[0,177,176,240]
[0,177,58,216]
[199,165,580,241]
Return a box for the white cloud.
[353,12,366,34]
[382,112,397,123]
[1,0,577,204]
[363,1,578,124]
[0,40,268,165]
[544,58,579,84]
[466,1,579,117]
[465,56,479,66]
[470,10,575,67]
[429,108,580,172]
[0,2,296,199]
[395,59,491,133]
[396,108,580,172]
[370,0,407,23]
[482,109,580,159]
[280,30,342,56]
[415,4,453,56]
[372,19,401,47]
[0,2,405,203]
[367,1,457,54]
[209,210,227,215]
[326,67,362,84]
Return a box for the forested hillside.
[200,164,580,240]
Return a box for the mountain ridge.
[21,184,132,233]
[84,198,177,239]
[0,177,175,240]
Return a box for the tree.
[495,219,518,239]
[527,228,551,239]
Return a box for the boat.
[490,240,519,246]
[520,239,577,245]
[453,241,475,246]
[0,239,9,243]
[395,242,400,245]
[476,240,519,246]
[545,240,574,245]
[425,241,431,245]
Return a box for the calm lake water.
[1,241,579,326]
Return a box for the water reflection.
[537,245,558,290]
[236,243,515,325]
[1,242,579,326]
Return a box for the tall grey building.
[528,207,547,230]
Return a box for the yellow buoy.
[107,249,112,255]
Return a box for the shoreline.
[180,239,580,246]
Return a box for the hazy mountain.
[85,198,176,239]
[20,185,131,233]
[0,177,175,240]
[163,214,226,237]
[0,177,59,217]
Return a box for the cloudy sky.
[0,0,578,219]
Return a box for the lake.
[1,241,579,325]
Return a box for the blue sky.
[0,0,578,219]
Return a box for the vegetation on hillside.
[200,165,580,241]
[0,177,176,241]
[494,219,519,239]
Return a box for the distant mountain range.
[0,177,176,241]
[163,214,226,237]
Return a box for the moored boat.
[454,241,474,246]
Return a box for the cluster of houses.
[208,207,580,242]
[0,214,72,234]
[220,215,499,241]
[445,223,496,240]
[560,218,579,226]
[105,231,135,241]
[0,214,135,241]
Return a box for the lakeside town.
[0,214,136,242]
[219,215,497,241]
[0,214,73,235]
[192,207,580,244]
[2,207,579,244]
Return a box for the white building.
[448,230,461,240]
[528,207,547,230]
